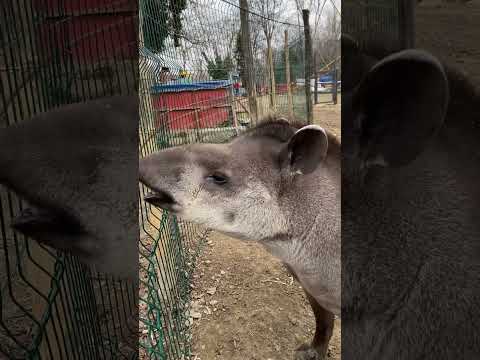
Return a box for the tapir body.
[140,119,341,359]
[0,95,139,280]
[342,37,480,359]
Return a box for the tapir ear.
[282,125,328,175]
[354,49,449,167]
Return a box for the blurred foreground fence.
[138,0,310,358]
[0,1,138,359]
[343,0,415,55]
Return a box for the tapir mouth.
[11,206,85,237]
[143,190,179,211]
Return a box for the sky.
[283,0,341,26]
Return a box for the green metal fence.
[138,0,306,358]
[0,1,138,359]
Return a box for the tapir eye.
[206,173,228,185]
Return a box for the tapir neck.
[342,123,480,316]
[283,153,340,241]
[265,155,341,314]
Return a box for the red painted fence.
[151,81,232,131]
[33,0,137,64]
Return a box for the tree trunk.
[314,53,318,105]
[267,36,276,111]
[332,60,338,105]
[239,0,258,124]
[303,9,313,124]
[285,29,294,117]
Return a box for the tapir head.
[342,44,450,195]
[139,119,331,242]
[341,40,453,290]
[0,96,139,280]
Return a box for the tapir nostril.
[144,190,177,209]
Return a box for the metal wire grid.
[342,0,414,55]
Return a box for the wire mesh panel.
[0,1,138,359]
[343,0,415,55]
[138,0,307,359]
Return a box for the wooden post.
[332,60,338,105]
[302,9,313,124]
[194,109,201,142]
[228,74,239,135]
[265,47,271,108]
[239,0,258,124]
[284,30,294,117]
[267,39,276,111]
[314,53,318,105]
[399,0,415,49]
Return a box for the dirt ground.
[416,0,480,87]
[313,99,341,140]
[189,102,341,360]
[189,234,341,360]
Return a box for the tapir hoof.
[294,344,327,360]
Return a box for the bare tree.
[294,0,340,70]
[251,0,287,110]
[311,0,328,41]
[249,18,264,66]
[177,1,240,79]
[313,4,340,71]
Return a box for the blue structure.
[151,80,233,94]
[319,73,334,83]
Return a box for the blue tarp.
[319,74,334,82]
[151,80,233,94]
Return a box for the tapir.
[139,118,341,359]
[342,36,480,359]
[0,95,139,280]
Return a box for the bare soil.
[313,100,341,140]
[416,0,480,86]
[189,233,341,360]
[189,102,341,360]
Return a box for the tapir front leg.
[294,291,334,360]
[284,264,334,359]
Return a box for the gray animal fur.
[0,96,139,280]
[342,36,480,359]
